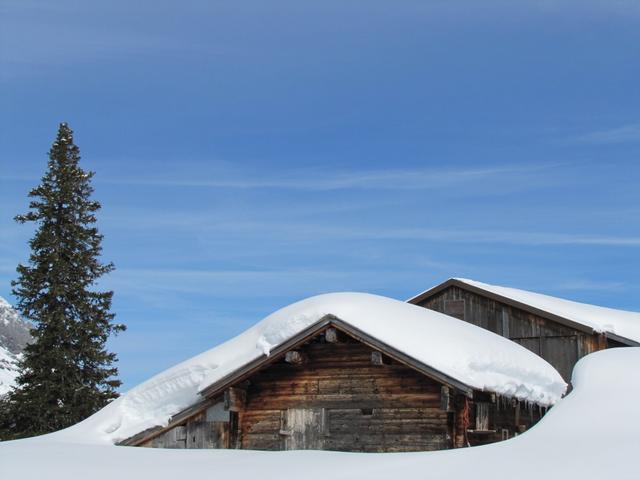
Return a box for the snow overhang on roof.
[409,279,640,346]
[56,292,567,446]
[195,293,566,405]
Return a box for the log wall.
[239,339,451,452]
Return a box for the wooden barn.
[408,278,640,382]
[118,293,565,452]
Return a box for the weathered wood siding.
[416,286,604,382]
[140,405,231,449]
[469,398,544,447]
[240,339,451,452]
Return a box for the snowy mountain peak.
[0,296,31,396]
[0,296,31,354]
[0,296,17,325]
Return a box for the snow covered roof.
[408,278,640,345]
[54,292,566,445]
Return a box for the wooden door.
[280,408,326,450]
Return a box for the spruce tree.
[0,123,125,439]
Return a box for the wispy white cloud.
[102,267,390,309]
[92,162,566,192]
[113,267,352,291]
[553,280,628,292]
[198,222,640,247]
[361,228,640,247]
[0,2,189,73]
[0,162,566,192]
[102,212,640,248]
[573,123,640,144]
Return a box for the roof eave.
[606,331,640,347]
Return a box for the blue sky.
[1,1,639,388]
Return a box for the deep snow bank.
[1,348,637,480]
[51,292,565,445]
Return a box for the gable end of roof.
[198,314,475,400]
[408,279,639,345]
[408,279,595,336]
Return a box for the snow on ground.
[1,348,637,480]
[47,292,566,445]
[450,278,640,343]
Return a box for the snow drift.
[1,348,637,480]
[50,292,565,445]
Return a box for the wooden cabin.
[120,312,556,452]
[408,278,640,382]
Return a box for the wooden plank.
[282,408,325,450]
[501,309,510,338]
[540,335,578,383]
[512,337,540,356]
[224,387,247,412]
[440,386,450,412]
[245,394,442,411]
[118,425,165,446]
[475,403,490,431]
[444,299,465,320]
